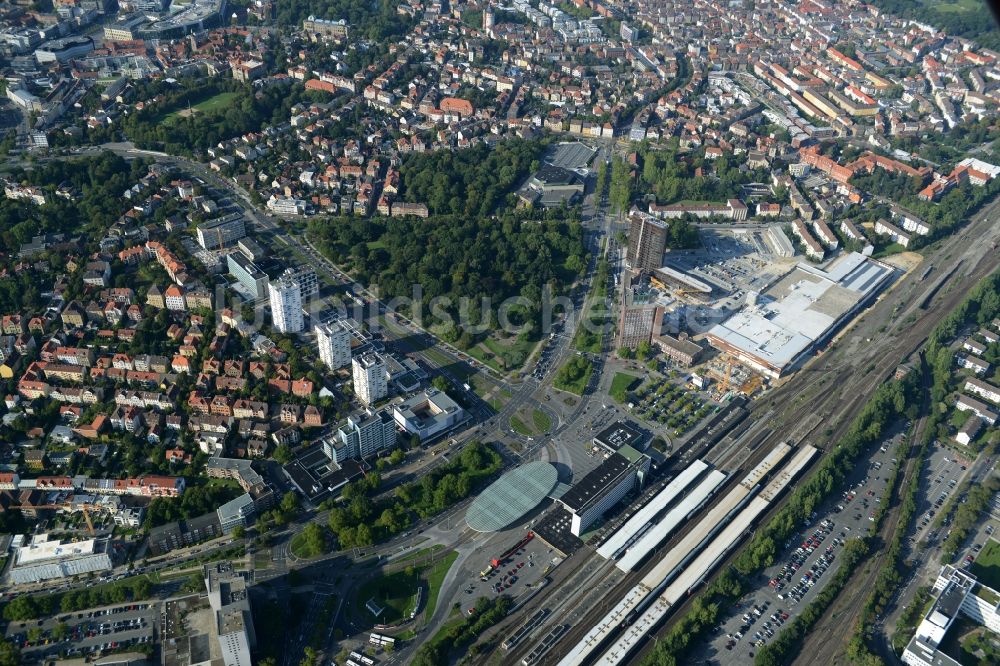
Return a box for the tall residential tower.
[315,320,352,370]
[268,275,302,333]
[352,352,387,405]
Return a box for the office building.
[393,389,466,441]
[302,16,349,40]
[559,450,651,536]
[626,213,668,270]
[205,562,255,666]
[268,275,302,333]
[103,14,148,41]
[237,238,267,262]
[594,420,646,454]
[903,564,1000,666]
[352,352,387,405]
[654,332,703,367]
[216,493,255,534]
[324,408,397,462]
[227,252,269,301]
[197,215,246,251]
[147,513,222,555]
[283,266,318,298]
[35,36,95,63]
[315,320,352,370]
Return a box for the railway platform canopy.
[466,461,559,532]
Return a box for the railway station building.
[558,449,651,536]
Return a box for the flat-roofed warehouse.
[9,533,114,584]
[704,252,895,379]
[545,141,598,171]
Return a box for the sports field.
[163,92,241,123]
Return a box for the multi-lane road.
[474,188,1000,666]
[42,141,1000,666]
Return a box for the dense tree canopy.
[866,0,1000,51]
[0,153,144,256]
[2,577,153,621]
[327,441,501,548]
[308,211,586,340]
[850,166,1000,246]
[638,143,769,205]
[145,482,243,528]
[120,78,317,156]
[399,139,545,217]
[275,0,416,42]
[411,595,512,666]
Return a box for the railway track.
[623,200,1000,665]
[490,196,1000,666]
[791,356,933,666]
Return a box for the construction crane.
[716,357,735,397]
[28,505,96,535]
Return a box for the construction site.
[619,225,894,398]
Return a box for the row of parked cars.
[725,600,786,651]
[63,634,153,658]
[773,520,839,605]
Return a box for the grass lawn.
[609,372,641,403]
[422,346,454,370]
[423,551,459,622]
[873,242,906,259]
[162,91,240,123]
[532,409,552,432]
[510,416,533,437]
[479,334,538,372]
[202,477,242,491]
[394,544,442,564]
[393,628,418,641]
[467,344,504,372]
[355,569,422,624]
[553,358,593,396]
[932,0,983,13]
[253,552,271,570]
[289,532,323,559]
[970,538,1000,590]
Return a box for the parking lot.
[912,442,976,545]
[471,531,554,606]
[5,601,157,661]
[697,430,899,663]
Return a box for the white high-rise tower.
[352,352,387,405]
[315,320,352,370]
[268,274,302,333]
